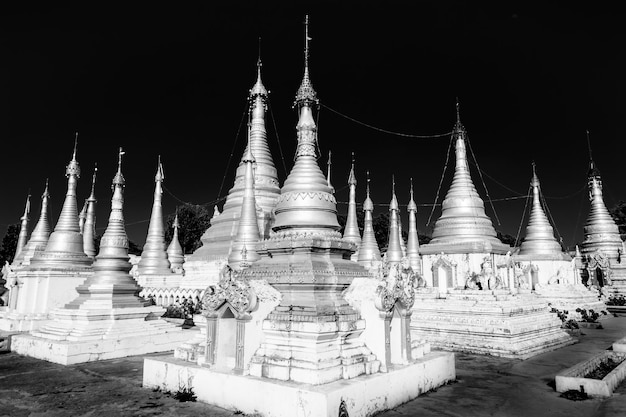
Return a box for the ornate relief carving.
[202,265,257,316]
[375,258,416,312]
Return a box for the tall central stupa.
[421,103,510,255]
[189,57,281,261]
[242,19,378,385]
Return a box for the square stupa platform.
[11,312,198,365]
[143,350,455,417]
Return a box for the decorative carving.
[202,265,257,316]
[586,250,612,286]
[338,399,350,417]
[465,258,502,290]
[375,258,416,312]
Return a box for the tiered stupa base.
[0,268,92,332]
[533,284,608,319]
[11,306,196,365]
[411,289,575,359]
[608,263,626,296]
[139,272,186,306]
[144,350,454,417]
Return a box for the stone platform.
[143,351,455,417]
[411,289,576,359]
[11,311,199,365]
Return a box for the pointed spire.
[78,201,88,234]
[249,38,268,98]
[229,144,261,269]
[406,178,421,270]
[65,148,149,310]
[422,100,509,254]
[13,192,31,261]
[517,163,568,259]
[191,52,280,261]
[272,15,340,234]
[31,136,91,267]
[581,132,622,260]
[386,176,403,263]
[17,180,52,265]
[343,152,361,247]
[83,164,98,258]
[137,155,172,275]
[327,150,333,191]
[358,171,381,265]
[294,15,318,107]
[167,212,185,272]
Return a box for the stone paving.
[1,315,626,417]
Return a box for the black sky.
[1,2,625,250]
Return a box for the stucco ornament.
[375,258,416,312]
[202,264,257,315]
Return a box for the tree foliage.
[609,200,626,241]
[164,204,213,254]
[0,224,20,266]
[496,231,517,247]
[339,210,431,252]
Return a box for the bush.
[575,308,608,323]
[606,294,626,306]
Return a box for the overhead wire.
[216,102,249,200]
[267,99,289,179]
[465,133,501,226]
[426,135,453,227]
[320,102,452,139]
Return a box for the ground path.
[1,316,626,416]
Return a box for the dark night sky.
[1,2,625,250]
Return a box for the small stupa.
[0,138,94,332]
[13,181,51,267]
[144,19,454,417]
[30,134,92,269]
[513,163,606,317]
[406,178,422,273]
[1,181,51,313]
[12,148,192,365]
[577,137,626,293]
[136,158,189,306]
[137,156,172,275]
[410,102,574,358]
[166,213,185,273]
[188,54,280,262]
[82,165,98,258]
[342,153,361,259]
[13,194,31,263]
[227,146,261,270]
[357,172,382,270]
[182,54,281,297]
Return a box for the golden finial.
[113,147,126,187]
[250,38,268,99]
[43,178,50,198]
[156,155,165,182]
[294,14,318,106]
[327,149,333,190]
[408,177,417,212]
[530,161,539,188]
[73,132,78,161]
[66,133,81,178]
[348,152,357,186]
[363,170,373,211]
[89,164,98,199]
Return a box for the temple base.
[143,351,455,417]
[411,289,576,359]
[11,307,198,365]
